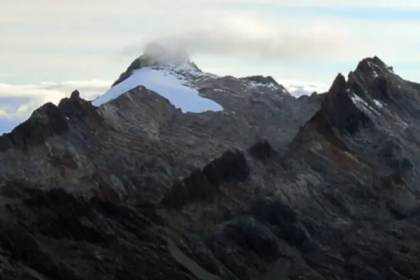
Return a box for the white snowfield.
[92,66,223,113]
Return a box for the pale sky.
[1,0,420,133]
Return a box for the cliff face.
[1,55,420,280]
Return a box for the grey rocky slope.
[0,48,419,279]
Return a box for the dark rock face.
[162,149,249,209]
[1,56,420,279]
[0,186,199,280]
[0,94,105,152]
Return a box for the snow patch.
[247,81,278,91]
[373,99,384,108]
[367,61,380,78]
[348,90,380,116]
[163,63,214,80]
[92,67,223,113]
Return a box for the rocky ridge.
[0,48,420,279]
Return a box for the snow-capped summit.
[92,42,295,114]
[92,43,223,113]
[111,43,200,88]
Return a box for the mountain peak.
[352,56,394,81]
[307,56,400,135]
[357,56,388,70]
[327,73,347,97]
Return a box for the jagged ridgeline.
[1,49,420,280]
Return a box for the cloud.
[118,11,420,67]
[0,0,224,22]
[122,14,348,63]
[4,0,420,18]
[279,79,329,97]
[0,80,110,125]
[212,0,420,8]
[2,0,420,84]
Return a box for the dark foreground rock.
[1,55,420,279]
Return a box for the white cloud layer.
[4,0,420,18]
[0,80,109,122]
[279,80,329,97]
[3,1,420,64]
[123,15,347,63]
[120,14,420,66]
[215,0,420,8]
[1,0,420,82]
